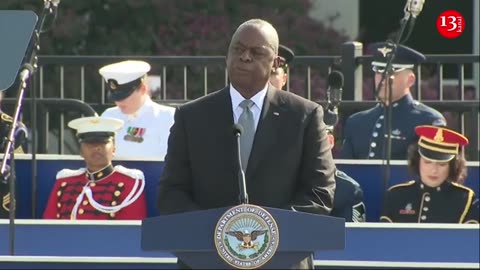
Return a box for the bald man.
[157,19,336,269]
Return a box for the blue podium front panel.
[0,220,478,269]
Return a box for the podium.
[141,206,345,269]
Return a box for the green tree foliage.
[2,0,348,55]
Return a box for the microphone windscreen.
[327,70,344,89]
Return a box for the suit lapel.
[213,86,235,150]
[246,85,284,176]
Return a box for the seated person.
[43,116,147,220]
[326,125,366,222]
[380,125,479,223]
[269,44,294,90]
[99,60,175,159]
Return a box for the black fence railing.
[3,42,478,160]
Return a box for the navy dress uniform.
[99,60,175,159]
[380,126,479,223]
[42,117,147,220]
[341,43,446,160]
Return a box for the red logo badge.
[436,10,465,39]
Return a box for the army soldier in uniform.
[0,91,29,218]
[341,43,446,160]
[269,44,295,90]
[100,60,175,160]
[380,125,478,223]
[43,116,147,220]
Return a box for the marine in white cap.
[42,116,147,220]
[99,60,175,160]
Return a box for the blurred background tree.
[1,0,348,101]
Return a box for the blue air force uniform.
[341,42,446,160]
[341,93,445,160]
[330,170,366,222]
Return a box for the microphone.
[44,0,61,9]
[324,70,344,127]
[232,124,249,204]
[400,0,425,44]
[407,0,425,18]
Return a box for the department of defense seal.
[214,204,279,269]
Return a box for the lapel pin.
[273,112,280,116]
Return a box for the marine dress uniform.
[340,43,445,160]
[380,126,478,224]
[42,117,147,220]
[99,60,175,159]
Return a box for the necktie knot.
[239,99,254,110]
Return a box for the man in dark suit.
[157,18,336,269]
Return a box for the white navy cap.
[99,60,151,101]
[68,116,124,143]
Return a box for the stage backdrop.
[9,155,480,222]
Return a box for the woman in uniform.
[380,125,478,223]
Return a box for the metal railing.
[5,42,478,159]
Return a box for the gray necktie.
[238,99,255,171]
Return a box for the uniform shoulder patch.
[56,168,86,179]
[114,165,145,180]
[388,180,415,191]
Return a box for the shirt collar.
[229,83,268,110]
[418,179,451,192]
[86,164,114,181]
[380,93,414,109]
[126,96,153,119]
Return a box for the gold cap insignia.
[109,80,118,90]
[377,46,393,57]
[434,129,444,142]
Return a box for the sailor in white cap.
[42,116,147,220]
[99,60,175,160]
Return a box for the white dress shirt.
[229,83,268,131]
[101,97,175,160]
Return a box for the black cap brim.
[418,147,455,162]
[278,45,295,64]
[107,77,143,102]
[78,132,114,143]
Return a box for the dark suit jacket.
[157,85,336,215]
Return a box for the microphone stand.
[373,11,413,203]
[234,131,249,204]
[0,1,58,255]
